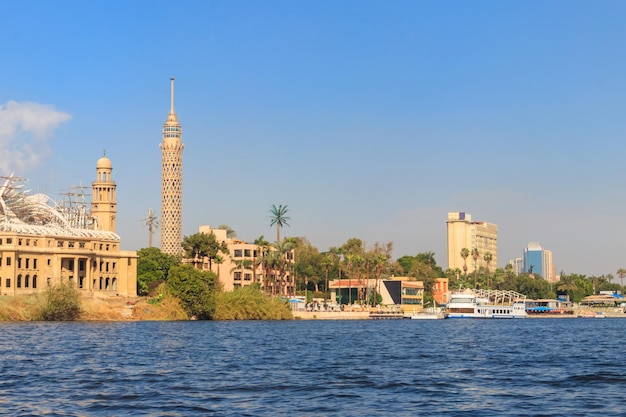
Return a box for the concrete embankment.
[293,311,371,320]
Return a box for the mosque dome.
[97,155,112,169]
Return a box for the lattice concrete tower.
[91,151,117,233]
[160,77,184,255]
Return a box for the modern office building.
[520,243,556,281]
[160,77,184,256]
[446,212,498,273]
[523,242,544,276]
[0,155,137,296]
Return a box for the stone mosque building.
[0,154,137,297]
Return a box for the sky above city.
[3,1,626,276]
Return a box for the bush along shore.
[0,283,293,321]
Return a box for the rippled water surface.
[1,319,625,416]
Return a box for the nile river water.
[1,319,625,416]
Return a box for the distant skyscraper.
[160,78,184,255]
[509,258,523,275]
[523,242,543,276]
[446,212,498,272]
[543,249,556,282]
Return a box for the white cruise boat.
[446,289,527,319]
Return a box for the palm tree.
[230,259,253,287]
[345,254,354,305]
[268,204,290,243]
[617,268,626,288]
[483,252,493,288]
[329,246,343,304]
[141,209,159,248]
[353,255,364,303]
[471,248,479,288]
[271,238,295,296]
[322,254,333,301]
[255,236,272,293]
[214,254,224,277]
[460,248,470,279]
[374,253,386,307]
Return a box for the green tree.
[181,232,229,270]
[617,268,626,287]
[322,254,334,301]
[269,204,291,243]
[291,237,322,295]
[483,252,493,288]
[167,264,217,319]
[460,248,470,278]
[218,224,237,238]
[137,247,180,296]
[471,248,480,288]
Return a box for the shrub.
[38,282,81,321]
[212,286,292,320]
[166,264,217,319]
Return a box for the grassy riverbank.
[0,286,293,321]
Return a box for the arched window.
[32,275,37,289]
[105,278,110,290]
[25,275,30,288]
[112,278,117,291]
[17,274,22,288]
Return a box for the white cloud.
[0,100,71,173]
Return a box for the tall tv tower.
[160,77,184,255]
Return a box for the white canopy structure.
[0,175,119,241]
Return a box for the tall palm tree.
[353,255,364,303]
[322,254,333,301]
[141,209,159,248]
[374,253,386,307]
[268,204,290,243]
[271,238,295,296]
[329,246,343,304]
[617,268,626,288]
[471,248,479,288]
[483,252,493,288]
[345,254,354,304]
[460,248,470,279]
[214,254,224,282]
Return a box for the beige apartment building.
[190,226,294,295]
[447,212,498,273]
[0,155,137,297]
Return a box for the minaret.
[91,150,117,232]
[160,77,184,255]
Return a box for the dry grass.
[0,293,188,322]
[131,295,188,321]
[0,295,43,321]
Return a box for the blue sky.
[3,1,626,276]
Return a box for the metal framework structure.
[0,175,119,240]
[473,288,527,304]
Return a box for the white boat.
[405,301,447,320]
[446,289,527,319]
[577,310,607,318]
